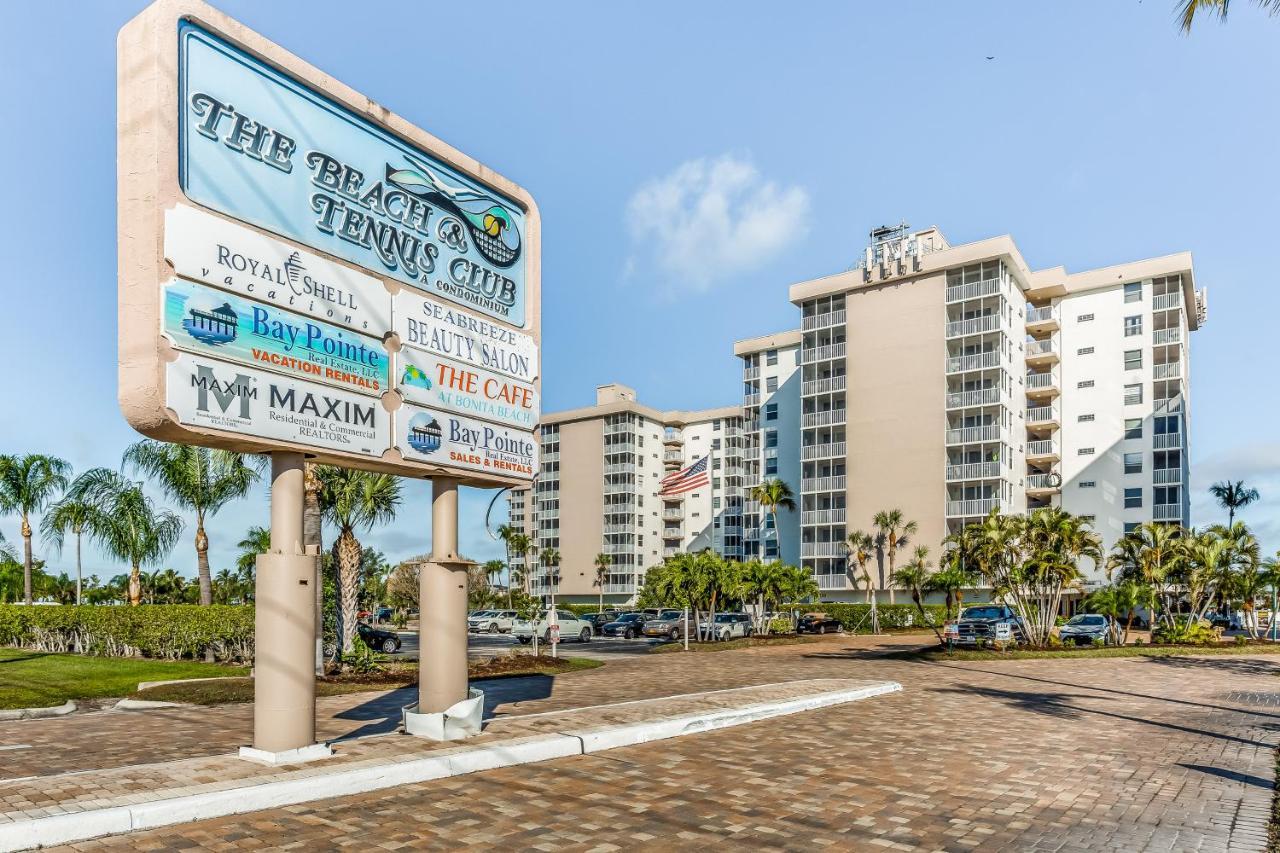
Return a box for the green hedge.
[0,605,255,662]
[779,602,947,632]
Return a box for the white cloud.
[1190,442,1280,551]
[625,153,810,292]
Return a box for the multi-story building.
[783,223,1205,598]
[735,331,802,566]
[507,384,744,605]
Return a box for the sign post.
[118,0,539,755]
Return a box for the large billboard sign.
[119,0,540,485]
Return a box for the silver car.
[698,613,754,640]
[468,610,519,634]
[1059,613,1112,646]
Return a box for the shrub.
[766,617,793,635]
[1152,619,1218,645]
[0,605,254,662]
[776,602,947,633]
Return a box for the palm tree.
[750,479,796,561]
[497,523,520,604]
[317,466,402,655]
[873,509,917,605]
[41,485,100,605]
[237,526,271,578]
[123,441,262,606]
[1261,551,1280,641]
[507,531,531,607]
[540,547,561,605]
[593,552,612,613]
[1178,0,1280,31]
[890,545,944,644]
[67,469,183,605]
[1208,480,1260,528]
[1084,583,1142,645]
[844,530,875,603]
[736,559,786,634]
[0,454,70,604]
[1108,522,1184,625]
[936,527,982,618]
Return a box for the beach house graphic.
[407,412,443,454]
[182,302,238,345]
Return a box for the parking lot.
[389,628,670,662]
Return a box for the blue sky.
[1,1,1277,582]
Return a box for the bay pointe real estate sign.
[118,0,540,485]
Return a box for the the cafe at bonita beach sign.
[118,0,540,484]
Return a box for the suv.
[643,609,689,640]
[512,609,593,644]
[468,610,519,634]
[945,604,1026,646]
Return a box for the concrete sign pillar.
[419,479,469,714]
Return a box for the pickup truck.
[943,604,1026,646]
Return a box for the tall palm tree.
[1108,522,1184,625]
[749,479,796,561]
[484,559,506,596]
[844,530,875,603]
[593,552,612,613]
[889,545,943,644]
[67,469,183,606]
[736,559,786,633]
[123,441,262,606]
[317,466,402,655]
[237,526,271,577]
[497,523,522,606]
[507,531,531,606]
[1178,0,1280,31]
[540,547,561,603]
[937,526,982,618]
[41,484,100,605]
[1209,480,1260,527]
[0,454,70,604]
[873,509,917,605]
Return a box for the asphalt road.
[391,630,668,661]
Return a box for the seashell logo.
[407,412,443,454]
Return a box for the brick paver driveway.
[41,636,1280,851]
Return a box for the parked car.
[944,604,1027,646]
[600,612,649,639]
[698,612,754,640]
[797,612,843,635]
[1206,611,1244,631]
[1058,613,1112,646]
[357,622,401,653]
[511,610,593,644]
[643,609,689,640]
[581,612,620,633]
[468,610,519,634]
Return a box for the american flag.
[659,455,710,496]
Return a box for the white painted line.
[0,745,32,752]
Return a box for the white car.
[468,610,519,634]
[698,613,754,640]
[511,609,593,644]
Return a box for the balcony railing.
[1026,305,1056,325]
[604,542,636,555]
[946,278,1001,303]
[763,446,779,459]
[802,442,846,460]
[946,498,1000,517]
[800,542,846,558]
[946,351,1001,374]
[1153,292,1183,312]
[946,388,1000,409]
[1154,432,1183,450]
[1153,362,1181,380]
[603,422,633,435]
[945,425,1000,444]
[803,475,847,492]
[1026,404,1059,425]
[802,342,847,364]
[743,366,760,380]
[1026,473,1060,491]
[1153,328,1182,346]
[724,426,745,438]
[945,461,1001,481]
[1025,371,1057,391]
[603,581,635,594]
[604,463,636,475]
[662,527,682,539]
[603,483,633,495]
[803,409,847,428]
[662,509,684,521]
[1025,339,1056,358]
[1154,503,1183,521]
[803,309,846,331]
[743,392,762,407]
[945,314,1001,338]
[802,376,847,396]
[802,508,847,525]
[663,430,684,444]
[603,523,636,534]
[1154,396,1184,413]
[663,452,684,466]
[1027,439,1058,458]
[1154,467,1182,485]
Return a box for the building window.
[712,457,722,469]
[1155,414,1180,437]
[1081,515,1097,523]
[713,420,721,431]
[1124,522,1140,534]
[765,458,778,475]
[766,376,778,393]
[1124,487,1143,508]
[765,430,779,448]
[1124,452,1143,474]
[1078,380,1094,389]
[1124,281,1143,303]
[1079,481,1096,488]
[1156,485,1180,506]
[1077,347,1094,356]
[765,403,778,421]
[1124,349,1143,370]
[1078,447,1095,455]
[1124,418,1143,439]
[712,497,721,509]
[766,349,778,366]
[1124,315,1143,337]
[1078,414,1095,422]
[1124,383,1143,405]
[1078,313,1094,322]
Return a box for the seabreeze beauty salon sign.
[178,23,527,327]
[394,291,537,384]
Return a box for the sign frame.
[118,0,541,487]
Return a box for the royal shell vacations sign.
[118,0,540,485]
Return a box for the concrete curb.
[135,676,247,692]
[0,680,901,852]
[113,699,188,711]
[0,700,76,722]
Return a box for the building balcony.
[800,542,846,558]
[816,572,851,590]
[802,376,847,396]
[603,581,635,594]
[662,527,683,539]
[1026,404,1060,428]
[663,450,683,465]
[945,425,1001,445]
[1153,362,1182,381]
[1153,503,1183,522]
[1154,432,1183,450]
[1025,371,1059,398]
[1026,439,1059,462]
[1025,305,1059,332]
[802,508,847,525]
[946,498,1000,518]
[603,523,636,534]
[1154,467,1182,485]
[1153,292,1183,312]
[663,547,681,558]
[802,342,847,364]
[803,409,847,428]
[743,392,762,407]
[1154,327,1182,346]
[603,483,635,495]
[803,309,846,331]
[743,366,760,381]
[1026,472,1062,494]
[662,508,684,521]
[722,545,745,559]
[724,425,745,438]
[604,463,636,475]
[1154,396,1184,413]
[945,461,1001,482]
[604,542,636,555]
[803,475,847,493]
[802,442,847,460]
[946,387,1001,409]
[603,422,633,436]
[946,277,1001,303]
[946,351,1001,374]
[945,314,1002,339]
[1024,338,1058,365]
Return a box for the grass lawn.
[893,642,1280,663]
[0,648,249,710]
[651,635,819,654]
[132,655,603,706]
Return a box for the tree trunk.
[195,521,213,606]
[336,529,362,656]
[1124,609,1135,645]
[74,531,82,606]
[886,545,896,605]
[128,565,142,606]
[21,516,32,605]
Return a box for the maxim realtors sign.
[118,0,540,485]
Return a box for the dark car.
[797,612,842,635]
[581,612,620,633]
[358,622,401,653]
[600,612,648,639]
